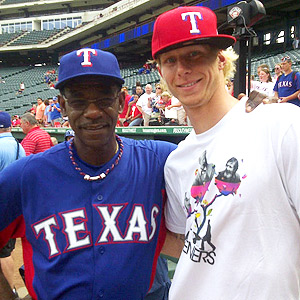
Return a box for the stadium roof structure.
[0,0,299,66]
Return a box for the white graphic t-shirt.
[164,98,300,300]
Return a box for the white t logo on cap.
[77,49,97,67]
[181,12,203,34]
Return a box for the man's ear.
[218,52,226,70]
[58,94,66,115]
[118,91,125,113]
[157,65,162,77]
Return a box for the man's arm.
[278,89,300,103]
[161,230,184,259]
[53,105,61,112]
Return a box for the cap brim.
[154,35,236,58]
[55,74,124,90]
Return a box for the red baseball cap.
[152,6,236,59]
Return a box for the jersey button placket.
[99,246,105,255]
[97,194,103,201]
[98,289,104,298]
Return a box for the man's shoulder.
[122,137,177,159]
[28,127,50,138]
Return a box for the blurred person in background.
[273,64,282,81]
[20,113,53,156]
[137,83,156,126]
[118,86,131,126]
[125,94,143,127]
[274,56,300,106]
[0,111,25,298]
[35,98,46,125]
[50,96,62,126]
[11,115,21,127]
[251,67,275,97]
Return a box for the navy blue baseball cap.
[55,48,124,89]
[0,111,11,128]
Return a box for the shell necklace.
[68,135,123,181]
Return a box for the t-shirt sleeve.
[164,159,187,234]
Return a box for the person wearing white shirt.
[251,67,275,97]
[165,96,186,125]
[136,84,156,126]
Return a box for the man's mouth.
[80,123,108,130]
[177,79,201,88]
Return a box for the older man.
[20,113,53,155]
[0,48,176,300]
[152,6,300,299]
[136,83,156,126]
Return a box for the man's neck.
[28,125,39,132]
[74,136,118,166]
[284,69,292,76]
[0,128,11,134]
[186,90,238,135]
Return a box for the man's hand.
[278,97,289,103]
[245,90,278,113]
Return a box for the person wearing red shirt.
[127,94,143,127]
[20,113,53,156]
[118,87,131,126]
[11,115,21,127]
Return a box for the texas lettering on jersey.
[278,81,293,88]
[31,203,160,259]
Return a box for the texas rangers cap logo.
[152,6,236,58]
[55,48,124,89]
[181,12,203,34]
[77,48,97,67]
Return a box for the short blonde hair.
[161,91,171,98]
[222,48,239,80]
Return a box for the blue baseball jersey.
[0,137,176,300]
[273,71,300,106]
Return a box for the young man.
[152,6,300,299]
[273,56,300,106]
[0,48,176,299]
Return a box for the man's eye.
[164,57,176,64]
[189,51,200,58]
[70,101,85,108]
[100,98,115,106]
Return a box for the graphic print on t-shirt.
[183,151,243,265]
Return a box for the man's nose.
[177,59,192,76]
[83,101,104,118]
